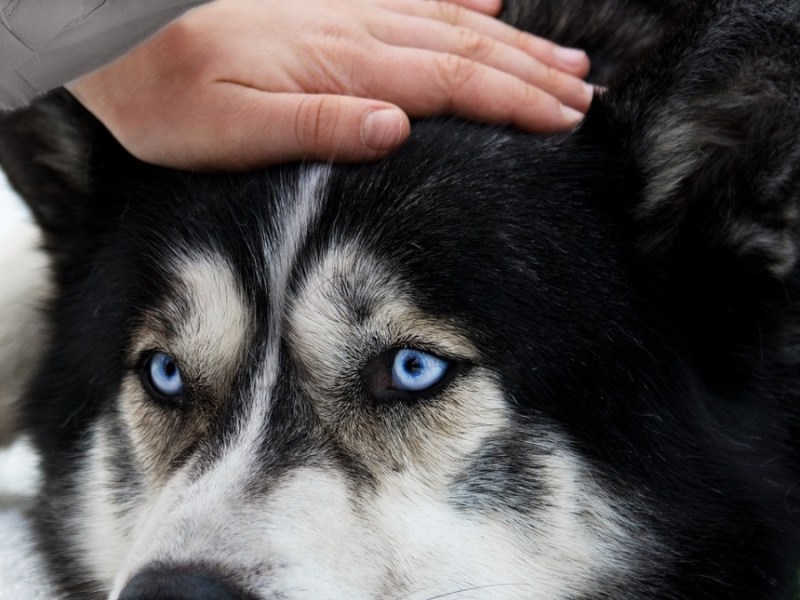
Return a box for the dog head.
[1,1,799,598]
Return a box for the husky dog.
[0,0,799,598]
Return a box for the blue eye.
[145,352,185,398]
[391,348,450,392]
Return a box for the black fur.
[1,0,798,598]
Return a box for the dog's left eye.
[391,348,450,391]
[364,347,453,402]
[141,352,185,400]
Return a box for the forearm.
[0,0,211,111]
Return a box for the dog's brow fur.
[287,243,479,380]
[133,251,252,382]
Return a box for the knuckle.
[542,64,563,88]
[455,27,493,60]
[431,1,463,25]
[295,96,341,148]
[157,15,192,46]
[435,53,480,93]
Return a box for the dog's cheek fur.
[85,409,653,600]
[72,418,144,592]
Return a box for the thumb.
[359,107,414,156]
[201,90,411,168]
[291,95,411,162]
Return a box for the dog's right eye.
[140,352,186,402]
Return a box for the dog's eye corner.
[363,347,455,402]
[138,351,187,405]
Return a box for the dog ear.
[0,91,98,233]
[0,90,133,268]
[502,0,688,86]
[618,6,800,281]
[594,4,800,384]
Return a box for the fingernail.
[562,105,585,126]
[362,109,407,151]
[554,46,588,67]
[583,81,595,102]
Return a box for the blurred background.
[0,170,27,238]
[0,170,51,599]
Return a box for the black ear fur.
[616,1,800,280]
[0,91,99,233]
[588,0,800,391]
[501,0,690,86]
[0,90,139,270]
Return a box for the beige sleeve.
[0,0,211,111]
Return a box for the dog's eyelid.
[386,331,478,364]
[387,342,461,364]
[134,347,179,368]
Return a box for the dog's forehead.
[144,162,482,353]
[120,123,628,388]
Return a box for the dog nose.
[118,568,248,600]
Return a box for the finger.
[440,0,502,15]
[378,0,590,77]
[357,47,584,133]
[164,87,411,170]
[371,15,592,111]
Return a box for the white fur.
[0,223,49,446]
[79,422,140,587]
[101,423,646,599]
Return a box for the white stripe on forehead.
[235,165,332,455]
[106,166,334,595]
[265,165,332,328]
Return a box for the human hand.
[68,0,592,170]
